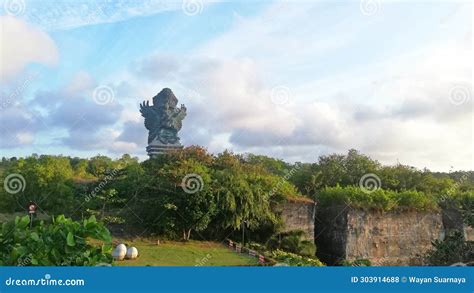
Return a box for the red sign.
[28,202,37,214]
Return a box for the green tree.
[378,164,422,191]
[316,153,346,187]
[244,154,289,177]
[289,163,322,197]
[312,149,380,189]
[211,152,279,233]
[87,155,113,178]
[139,155,215,241]
[70,157,90,178]
[0,155,76,214]
[85,188,125,224]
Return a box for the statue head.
[153,88,178,110]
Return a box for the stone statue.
[140,88,186,148]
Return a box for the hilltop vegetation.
[0,147,300,241]
[0,147,473,242]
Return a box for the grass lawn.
[114,238,259,266]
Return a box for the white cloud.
[120,109,141,123]
[5,1,469,171]
[14,0,179,31]
[112,1,471,171]
[0,16,58,80]
[63,71,96,95]
[109,140,138,154]
[13,0,221,31]
[113,43,471,170]
[16,131,34,144]
[195,1,361,85]
[0,105,42,148]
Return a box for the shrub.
[393,190,438,211]
[267,230,316,257]
[0,215,113,266]
[424,231,474,266]
[341,259,371,266]
[270,250,324,266]
[461,193,474,227]
[247,242,265,251]
[440,191,474,227]
[316,185,438,211]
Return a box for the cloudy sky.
[0,0,472,171]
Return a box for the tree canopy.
[1,148,473,241]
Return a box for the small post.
[27,202,37,229]
[241,221,245,247]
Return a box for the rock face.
[315,206,444,266]
[279,198,316,240]
[274,199,472,266]
[314,205,348,264]
[345,209,443,266]
[442,207,474,241]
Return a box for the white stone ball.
[126,247,138,259]
[112,244,127,261]
[116,244,127,254]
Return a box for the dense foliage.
[317,186,438,211]
[270,250,324,266]
[440,191,474,227]
[127,148,296,240]
[1,148,473,244]
[288,149,472,197]
[340,259,372,267]
[266,230,316,257]
[0,215,113,266]
[423,192,474,265]
[0,154,137,216]
[424,232,474,266]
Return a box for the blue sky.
[0,0,472,171]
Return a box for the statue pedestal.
[146,140,183,157]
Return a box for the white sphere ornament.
[112,244,127,261]
[126,247,138,259]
